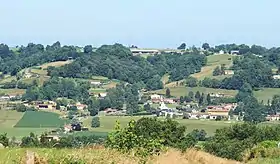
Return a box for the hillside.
[0,147,240,164]
[191,53,234,80]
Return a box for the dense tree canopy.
[49,44,206,90]
[0,42,79,75]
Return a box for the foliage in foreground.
[105,118,197,157]
[204,123,280,161]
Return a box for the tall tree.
[188,91,194,100]
[177,43,186,50]
[206,94,211,105]
[195,91,201,102]
[213,66,222,76]
[235,83,253,102]
[166,88,171,98]
[202,43,210,50]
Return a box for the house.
[104,108,118,113]
[230,50,239,55]
[150,94,163,100]
[41,135,60,141]
[64,125,72,133]
[76,102,87,110]
[99,92,107,98]
[266,115,280,121]
[0,95,10,101]
[273,75,280,80]
[38,104,53,110]
[209,93,225,98]
[163,98,175,104]
[219,50,225,54]
[91,81,102,86]
[130,49,160,56]
[224,70,234,75]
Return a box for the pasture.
[152,86,238,98]
[40,60,73,69]
[83,116,234,136]
[0,110,51,138]
[0,89,26,96]
[14,111,68,128]
[191,54,234,80]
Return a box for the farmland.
[14,111,68,128]
[0,110,51,138]
[0,89,26,96]
[83,116,235,136]
[191,54,234,80]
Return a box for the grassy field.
[0,89,26,96]
[0,110,51,138]
[253,88,280,103]
[152,86,238,98]
[40,60,73,69]
[84,116,234,136]
[0,147,241,164]
[0,76,16,85]
[20,76,50,86]
[191,54,234,80]
[161,74,170,85]
[30,69,48,76]
[152,86,280,102]
[14,111,68,128]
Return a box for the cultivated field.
[0,110,51,138]
[191,54,234,80]
[14,111,68,128]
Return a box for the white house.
[150,94,162,100]
[91,81,102,85]
[273,75,280,80]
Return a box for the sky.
[0,0,280,48]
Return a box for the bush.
[203,123,280,161]
[0,133,9,147]
[91,117,100,128]
[106,118,197,157]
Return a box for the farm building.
[224,70,234,75]
[273,75,280,80]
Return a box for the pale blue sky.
[0,0,279,48]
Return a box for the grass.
[14,111,69,128]
[20,76,50,86]
[0,76,16,85]
[92,76,109,80]
[89,88,106,94]
[30,69,47,76]
[191,54,234,80]
[161,74,170,85]
[0,89,26,96]
[0,147,240,164]
[151,86,238,98]
[39,60,73,69]
[0,110,51,138]
[84,116,235,136]
[103,81,119,89]
[253,88,280,103]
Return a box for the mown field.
[14,111,68,128]
[0,110,51,138]
[83,116,235,136]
